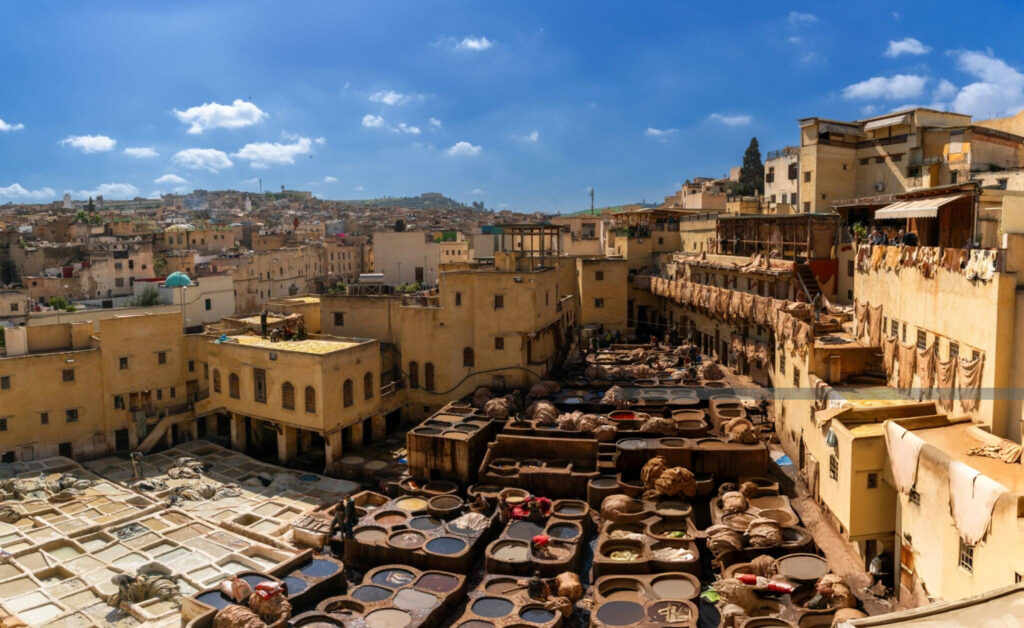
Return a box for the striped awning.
[864,114,910,132]
[874,194,966,220]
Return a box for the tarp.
[863,114,910,131]
[874,194,966,220]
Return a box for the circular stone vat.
[417,573,460,593]
[484,577,521,594]
[387,530,426,549]
[651,575,699,599]
[340,455,366,465]
[554,501,587,516]
[424,480,459,495]
[598,578,641,602]
[704,381,728,389]
[596,600,646,626]
[649,520,689,539]
[395,497,428,511]
[291,611,347,626]
[374,511,408,525]
[371,568,415,588]
[413,427,442,436]
[520,607,556,623]
[609,411,636,421]
[547,523,580,540]
[659,438,686,448]
[354,526,387,543]
[283,576,308,594]
[428,495,463,518]
[425,536,467,555]
[647,600,695,624]
[458,622,495,628]
[656,499,692,518]
[617,438,645,450]
[491,541,529,562]
[472,597,515,618]
[317,597,365,616]
[507,521,544,541]
[394,588,439,612]
[409,516,442,531]
[498,488,529,505]
[758,508,799,527]
[365,609,412,628]
[490,458,517,469]
[777,553,829,583]
[351,585,392,603]
[590,477,618,489]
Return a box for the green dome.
[164,272,193,288]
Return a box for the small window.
[0,418,6,431]
[156,389,162,401]
[793,368,800,388]
[364,371,374,399]
[890,319,898,338]
[958,539,974,573]
[229,373,240,399]
[0,375,8,390]
[157,351,167,365]
[901,323,907,343]
[119,357,129,370]
[463,347,475,367]
[891,153,903,162]
[334,312,344,326]
[594,298,605,308]
[205,298,212,311]
[9,303,17,312]
[305,386,316,413]
[847,260,854,277]
[66,409,79,423]
[254,368,267,403]
[951,171,959,184]
[114,395,124,410]
[282,382,295,410]
[62,369,74,382]
[213,370,221,393]
[842,163,848,170]
[424,363,435,392]
[859,158,869,165]
[909,488,921,504]
[495,337,504,350]
[596,271,604,281]
[874,156,885,164]
[779,350,786,374]
[949,341,959,360]
[170,387,176,399]
[188,360,195,372]
[40,412,49,425]
[829,455,839,481]
[455,292,462,306]
[115,277,124,287]
[867,473,879,489]
[343,379,354,407]
[917,330,927,350]
[803,202,811,212]
[408,362,419,389]
[494,295,504,309]
[803,171,811,183]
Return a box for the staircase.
[846,350,889,386]
[795,263,823,302]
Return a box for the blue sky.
[3,1,1024,213]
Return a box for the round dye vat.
[609,411,636,421]
[591,477,618,489]
[458,622,495,628]
[647,600,694,624]
[520,607,556,623]
[484,577,521,595]
[426,536,467,555]
[375,511,407,525]
[617,439,645,450]
[408,516,442,531]
[453,424,479,432]
[394,588,439,611]
[424,480,458,494]
[430,495,462,509]
[354,527,387,543]
[195,591,232,610]
[414,427,442,435]
[596,600,646,626]
[396,497,428,511]
[298,559,338,579]
[777,553,828,582]
[340,455,366,465]
[491,541,529,562]
[601,584,640,602]
[364,460,389,471]
[389,531,426,549]
[351,585,392,603]
[555,502,586,515]
[283,576,308,594]
[659,438,686,447]
[371,568,415,587]
[472,597,515,618]
[507,521,544,541]
[365,608,412,628]
[418,573,459,593]
[547,523,579,540]
[651,576,698,600]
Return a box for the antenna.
[258,178,262,194]
[589,187,595,215]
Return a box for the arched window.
[409,361,419,388]
[305,386,316,413]
[213,369,221,393]
[463,347,474,367]
[343,379,354,407]
[364,372,374,399]
[282,382,295,410]
[424,363,435,392]
[228,373,240,399]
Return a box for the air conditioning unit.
[874,182,885,192]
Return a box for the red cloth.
[532,534,550,548]
[254,582,284,599]
[510,496,552,520]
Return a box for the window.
[595,270,605,281]
[788,163,798,180]
[901,323,907,343]
[463,347,474,367]
[364,372,374,399]
[867,473,879,489]
[205,298,212,311]
[66,409,79,423]
[779,349,786,374]
[847,260,854,277]
[594,298,605,308]
[40,412,49,425]
[859,158,869,165]
[334,312,344,326]
[114,262,123,270]
[891,153,903,162]
[909,488,921,504]
[408,362,419,389]
[842,163,848,171]
[157,351,167,365]
[874,156,885,164]
[188,360,195,373]
[958,539,974,573]
[494,295,504,310]
[793,368,800,388]
[229,373,240,399]
[115,277,125,288]
[951,171,959,184]
[890,319,898,338]
[62,369,74,382]
[343,379,354,407]
[455,292,462,306]
[119,357,128,370]
[917,330,927,351]
[156,389,162,401]
[829,454,839,481]
[114,395,124,410]
[282,382,295,410]
[803,202,811,212]
[253,368,267,403]
[170,387,175,399]
[495,337,504,350]
[803,171,811,183]
[765,166,775,183]
[213,370,221,393]
[949,341,959,360]
[0,375,9,390]
[424,363,435,392]
[305,386,316,413]
[9,303,17,312]
[0,418,6,432]
[908,165,921,178]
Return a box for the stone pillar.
[163,426,174,448]
[350,421,364,450]
[277,424,298,464]
[299,429,313,455]
[230,413,247,452]
[325,431,343,475]
[128,419,140,451]
[187,419,199,441]
[372,415,386,441]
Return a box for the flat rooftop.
[913,422,1024,493]
[227,335,362,354]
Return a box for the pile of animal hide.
[169,482,240,502]
[107,572,180,608]
[723,417,758,444]
[600,386,630,408]
[640,417,676,435]
[601,494,641,521]
[720,491,748,515]
[472,387,494,407]
[166,457,206,479]
[484,396,514,420]
[528,380,561,397]
[555,412,610,432]
[700,362,725,381]
[706,525,744,553]
[525,401,559,424]
[745,517,783,548]
[0,473,92,501]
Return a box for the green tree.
[394,219,406,232]
[737,137,764,196]
[131,285,162,307]
[86,197,95,213]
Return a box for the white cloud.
[787,11,817,25]
[323,176,338,183]
[0,118,24,132]
[0,183,55,200]
[470,188,485,195]
[172,148,234,172]
[933,79,958,101]
[429,117,442,128]
[148,190,163,199]
[518,130,540,143]
[787,36,801,44]
[233,135,313,168]
[885,37,931,58]
[241,177,261,185]
[60,134,116,153]
[948,49,1024,117]
[314,137,326,144]
[455,36,493,52]
[173,99,268,134]
[154,174,187,185]
[362,114,386,129]
[369,90,409,106]
[709,113,752,126]
[396,123,421,135]
[72,183,139,199]
[645,127,677,140]
[841,74,928,100]
[446,141,482,157]
[362,115,419,134]
[860,104,878,116]
[124,147,158,159]
[354,186,364,191]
